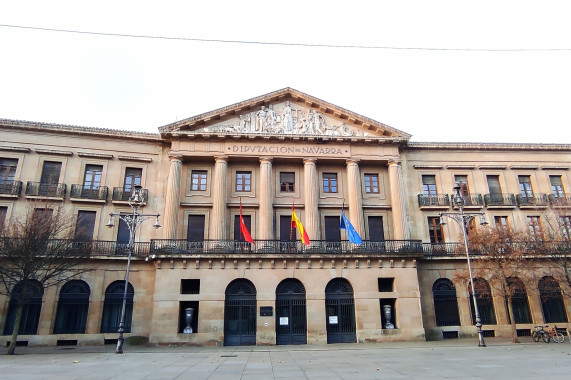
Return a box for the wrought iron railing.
[112,187,149,202]
[423,241,571,256]
[484,193,517,207]
[25,181,67,198]
[516,194,549,207]
[451,193,484,207]
[70,184,108,200]
[417,194,450,207]
[72,240,151,256]
[0,180,22,196]
[150,239,424,255]
[423,243,463,256]
[548,194,571,206]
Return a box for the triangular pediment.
[159,88,410,141]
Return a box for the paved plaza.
[1,339,571,379]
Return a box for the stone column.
[210,156,228,240]
[259,157,274,240]
[303,158,320,241]
[162,155,183,239]
[346,159,365,238]
[388,159,409,240]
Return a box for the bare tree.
[455,226,536,343]
[0,202,92,355]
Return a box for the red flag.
[240,198,254,244]
[291,203,310,245]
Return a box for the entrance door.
[325,278,356,344]
[224,279,257,346]
[275,279,307,345]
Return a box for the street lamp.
[439,185,488,347]
[105,185,161,354]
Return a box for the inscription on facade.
[229,144,347,156]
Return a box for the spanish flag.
[291,205,310,245]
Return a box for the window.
[100,281,134,333]
[550,176,565,197]
[75,211,96,241]
[538,277,568,323]
[323,173,337,193]
[518,175,533,197]
[506,277,532,324]
[181,279,200,294]
[432,279,461,327]
[83,165,102,189]
[3,280,44,335]
[422,175,437,196]
[236,171,252,192]
[53,280,90,334]
[234,214,252,242]
[364,174,379,194]
[324,216,341,242]
[187,215,205,242]
[368,216,385,241]
[0,158,17,184]
[487,175,501,195]
[0,206,7,229]
[527,216,543,241]
[280,172,295,193]
[561,216,571,240]
[470,278,496,325]
[428,217,444,244]
[454,175,469,196]
[378,278,394,292]
[124,167,142,194]
[40,161,62,184]
[494,216,509,229]
[191,170,207,191]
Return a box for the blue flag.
[340,207,363,245]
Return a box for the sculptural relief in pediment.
[195,102,370,137]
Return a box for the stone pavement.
[1,339,571,379]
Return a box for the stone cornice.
[0,118,160,142]
[406,141,571,151]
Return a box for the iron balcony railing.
[451,193,484,207]
[417,194,450,207]
[548,194,571,206]
[423,243,464,256]
[516,193,549,207]
[112,187,149,202]
[150,239,424,255]
[25,181,67,198]
[70,184,108,200]
[0,239,150,257]
[422,241,571,256]
[0,180,23,196]
[484,193,517,207]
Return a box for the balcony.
[70,184,108,202]
[423,243,463,256]
[25,181,67,198]
[417,194,450,208]
[516,194,549,207]
[422,241,571,257]
[451,193,484,208]
[484,193,517,207]
[150,239,424,255]
[548,194,571,207]
[112,187,149,202]
[0,180,23,197]
[0,239,150,257]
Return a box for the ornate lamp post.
[105,185,161,354]
[439,185,488,347]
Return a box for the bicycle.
[540,325,565,343]
[532,325,548,342]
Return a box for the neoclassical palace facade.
[1,88,570,347]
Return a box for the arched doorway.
[325,278,356,343]
[54,280,90,334]
[275,278,307,345]
[538,276,568,323]
[432,278,460,326]
[224,279,257,346]
[3,280,44,335]
[506,277,532,324]
[100,281,134,333]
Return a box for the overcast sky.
[1,1,570,144]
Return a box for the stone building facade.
[0,88,570,347]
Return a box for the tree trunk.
[6,301,24,355]
[506,297,519,343]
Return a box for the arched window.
[100,281,134,333]
[3,280,44,335]
[538,276,568,323]
[53,280,90,334]
[432,278,460,326]
[506,277,532,324]
[469,278,496,325]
